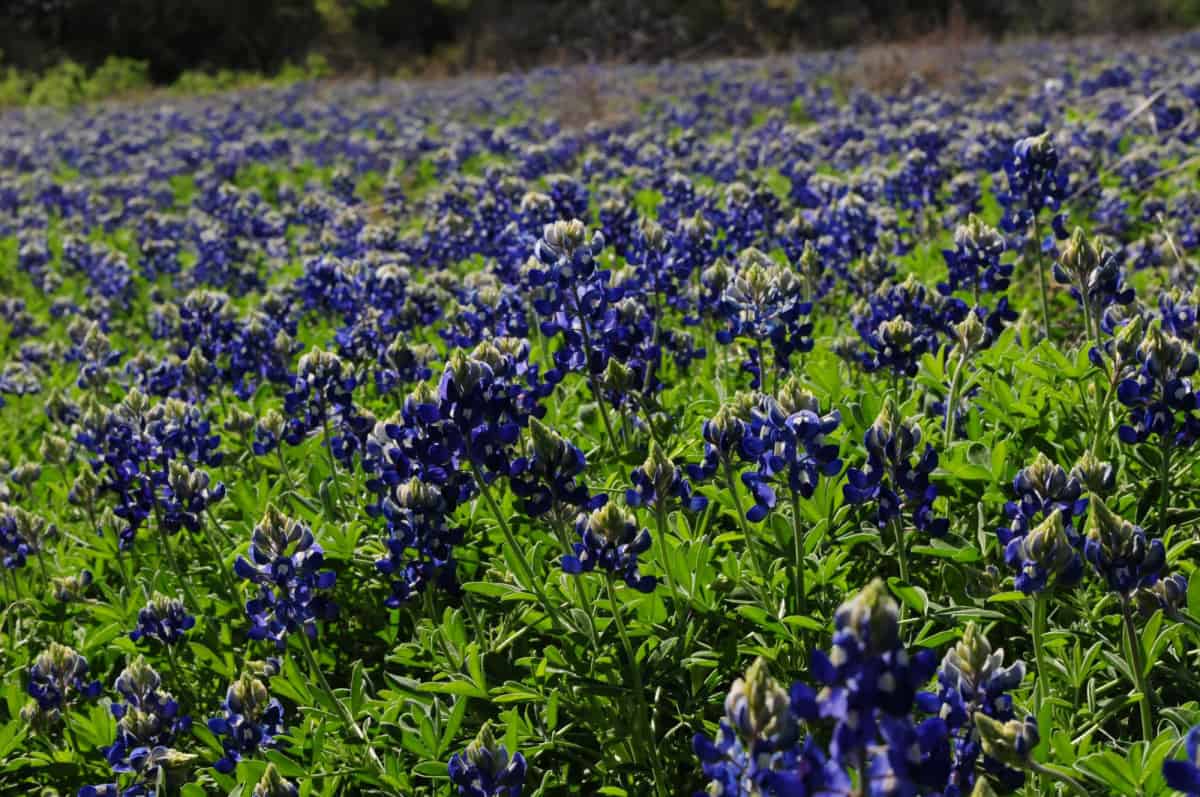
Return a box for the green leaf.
[887,578,928,614]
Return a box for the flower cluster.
[1083,498,1165,597]
[374,477,464,606]
[843,402,948,538]
[234,506,338,648]
[1115,323,1200,447]
[448,721,528,797]
[562,502,657,592]
[714,248,814,388]
[626,441,707,512]
[917,623,1027,794]
[997,452,1087,551]
[207,673,286,773]
[83,656,194,797]
[23,643,101,729]
[508,418,603,517]
[693,657,848,796]
[130,593,196,646]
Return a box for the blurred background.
[1,0,1199,99]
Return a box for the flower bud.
[975,713,1038,768]
[1070,451,1114,496]
[836,578,900,655]
[724,657,795,744]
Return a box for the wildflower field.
[4,32,1200,797]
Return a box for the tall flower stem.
[1121,600,1154,743]
[568,286,622,454]
[943,354,966,445]
[198,513,238,601]
[154,509,199,612]
[471,466,566,634]
[320,414,344,518]
[604,574,669,797]
[654,504,685,623]
[789,491,808,617]
[1031,594,1049,709]
[1159,438,1172,543]
[1029,761,1090,797]
[721,457,769,582]
[1031,218,1051,340]
[889,518,910,586]
[296,631,385,772]
[276,447,300,495]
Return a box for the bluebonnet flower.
[1004,509,1083,594]
[715,249,813,389]
[83,656,195,797]
[130,593,195,646]
[1053,228,1135,341]
[997,452,1087,551]
[999,132,1068,238]
[562,502,657,592]
[692,657,849,797]
[252,409,286,456]
[374,478,463,607]
[1159,288,1200,342]
[23,643,101,729]
[284,348,362,466]
[207,674,286,774]
[811,579,939,767]
[252,764,300,797]
[917,624,1027,795]
[53,568,94,603]
[1083,499,1165,597]
[973,714,1039,773]
[853,276,967,378]
[743,379,842,521]
[626,441,707,512]
[508,418,604,517]
[439,340,551,482]
[158,460,225,535]
[234,506,338,648]
[1116,323,1200,447]
[1070,450,1116,497]
[0,503,45,569]
[688,393,765,484]
[1164,725,1200,795]
[1134,571,1188,620]
[940,215,1012,298]
[843,402,948,538]
[448,721,528,797]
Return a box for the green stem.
[789,491,808,617]
[1029,761,1091,797]
[654,504,684,621]
[1159,438,1172,543]
[569,286,622,454]
[199,512,238,600]
[1031,219,1051,340]
[1032,595,1049,709]
[33,545,51,593]
[943,353,966,445]
[472,466,566,633]
[1121,600,1154,743]
[604,575,669,797]
[320,414,344,517]
[890,518,909,586]
[297,631,385,772]
[276,446,300,495]
[1089,376,1116,459]
[721,457,769,582]
[156,521,200,612]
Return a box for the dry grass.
[836,3,983,94]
